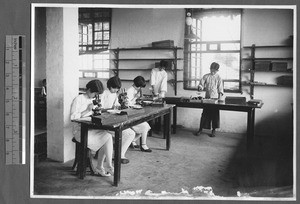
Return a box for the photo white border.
[30,3,297,201]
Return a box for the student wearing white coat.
[127,76,152,152]
[150,60,168,98]
[100,76,135,164]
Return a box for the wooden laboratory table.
[72,104,174,186]
[164,97,263,150]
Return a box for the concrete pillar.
[46,7,79,162]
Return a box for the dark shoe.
[140,145,152,153]
[121,158,130,164]
[210,130,216,137]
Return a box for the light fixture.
[185,9,200,40]
[186,11,193,26]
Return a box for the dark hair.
[86,80,104,94]
[160,60,169,69]
[107,76,122,89]
[133,76,146,88]
[210,62,220,70]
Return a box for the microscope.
[92,94,102,116]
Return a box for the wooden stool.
[71,137,95,175]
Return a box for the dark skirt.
[200,107,220,129]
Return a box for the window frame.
[183,9,242,93]
[78,8,112,79]
[79,8,112,54]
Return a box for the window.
[184,9,242,92]
[78,8,111,79]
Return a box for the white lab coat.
[150,68,168,97]
[99,89,135,157]
[126,85,141,106]
[126,85,151,134]
[70,94,112,151]
[100,89,120,109]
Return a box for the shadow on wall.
[221,110,293,193]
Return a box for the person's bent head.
[86,79,104,98]
[107,76,122,93]
[159,60,169,70]
[210,62,220,75]
[133,76,146,88]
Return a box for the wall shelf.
[120,79,150,82]
[111,58,184,61]
[242,44,293,98]
[243,45,292,48]
[243,69,293,73]
[242,57,293,61]
[243,82,292,87]
[110,46,183,95]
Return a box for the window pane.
[78,25,83,33]
[200,53,240,79]
[103,22,110,30]
[94,11,102,18]
[103,32,109,40]
[201,15,241,41]
[209,44,218,50]
[94,22,102,31]
[224,81,239,91]
[82,13,90,19]
[83,26,88,34]
[88,25,93,44]
[82,35,87,45]
[84,72,96,78]
[95,32,102,40]
[221,43,240,51]
[79,35,82,44]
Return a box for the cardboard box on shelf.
[271,62,288,72]
[152,40,174,48]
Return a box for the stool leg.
[72,142,79,170]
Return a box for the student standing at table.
[150,60,168,98]
[100,76,135,164]
[150,60,168,131]
[194,62,224,137]
[127,76,152,152]
[70,79,114,177]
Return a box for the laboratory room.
[32,5,295,200]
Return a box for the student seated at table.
[70,79,113,177]
[194,62,224,137]
[100,76,135,164]
[127,76,152,152]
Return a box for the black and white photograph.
[31,3,295,201]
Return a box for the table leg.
[113,128,122,186]
[247,109,255,150]
[164,111,171,150]
[172,106,177,134]
[79,124,88,179]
